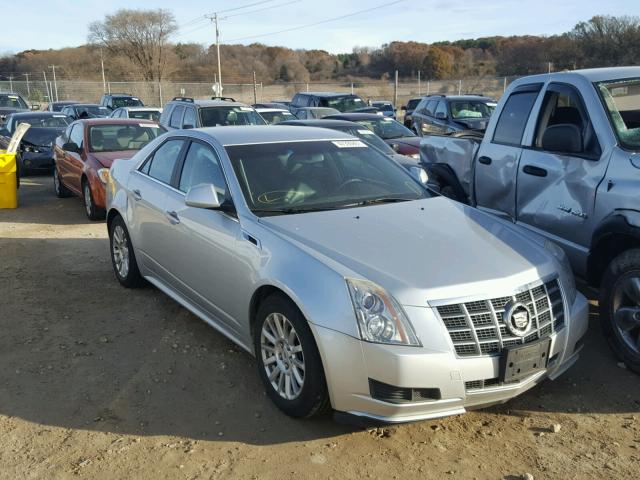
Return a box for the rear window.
[12,115,69,128]
[492,91,539,145]
[88,123,165,152]
[321,95,366,112]
[200,106,266,127]
[112,97,143,108]
[407,98,421,110]
[129,110,161,122]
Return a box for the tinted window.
[0,94,28,109]
[199,106,266,127]
[145,139,184,184]
[179,142,227,202]
[130,110,161,122]
[112,97,143,108]
[425,100,438,116]
[493,91,539,145]
[159,104,173,125]
[170,106,185,128]
[434,101,447,118]
[407,98,422,110]
[182,107,197,128]
[69,125,84,148]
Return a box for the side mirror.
[541,124,582,154]
[31,104,40,111]
[401,105,407,111]
[62,142,80,153]
[435,111,447,120]
[185,183,221,209]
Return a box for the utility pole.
[206,13,223,95]
[43,71,50,102]
[548,62,552,74]
[49,65,59,102]
[417,70,421,95]
[253,71,257,104]
[23,73,30,98]
[8,75,13,92]
[394,70,398,113]
[100,49,107,92]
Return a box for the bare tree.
[88,9,177,82]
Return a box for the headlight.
[544,240,577,304]
[346,278,421,346]
[410,166,428,184]
[97,168,110,184]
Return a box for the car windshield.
[112,97,143,108]
[450,100,493,119]
[200,106,267,127]
[374,103,394,112]
[88,123,166,152]
[226,140,428,216]
[597,77,640,151]
[76,106,109,117]
[0,94,28,109]
[355,117,415,139]
[333,126,396,155]
[12,115,69,129]
[322,95,366,112]
[259,111,296,124]
[51,102,76,112]
[129,110,161,121]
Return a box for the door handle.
[132,189,142,201]
[478,156,492,165]
[522,165,548,177]
[165,210,180,225]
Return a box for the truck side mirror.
[541,124,582,154]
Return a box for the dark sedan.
[0,111,71,174]
[0,93,31,124]
[60,104,110,120]
[324,112,421,157]
[48,100,81,112]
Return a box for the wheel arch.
[424,163,469,203]
[587,211,640,286]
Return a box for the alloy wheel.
[260,312,305,400]
[613,275,640,355]
[112,225,130,279]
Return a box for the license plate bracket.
[500,338,551,383]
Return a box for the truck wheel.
[599,249,640,374]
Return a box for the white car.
[110,107,162,122]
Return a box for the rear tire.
[599,249,640,374]
[53,166,71,198]
[83,179,105,220]
[254,294,330,418]
[108,215,145,288]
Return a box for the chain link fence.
[0,76,518,109]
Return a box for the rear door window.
[434,101,447,118]
[425,99,438,116]
[492,89,540,146]
[169,106,185,129]
[178,141,227,202]
[182,107,198,129]
[142,139,185,185]
[69,125,84,149]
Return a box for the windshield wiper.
[252,205,341,216]
[342,197,414,208]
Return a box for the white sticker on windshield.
[140,123,159,128]
[238,107,253,111]
[332,140,366,148]
[357,129,374,135]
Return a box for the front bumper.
[19,150,54,171]
[313,292,588,423]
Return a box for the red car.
[53,118,166,219]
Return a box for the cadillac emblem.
[503,302,532,337]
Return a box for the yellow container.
[0,151,18,209]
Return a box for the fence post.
[458,79,462,95]
[417,70,421,95]
[394,70,398,114]
[158,81,163,106]
[503,76,507,93]
[107,82,111,94]
[306,83,309,92]
[260,82,263,102]
[427,80,430,95]
[253,71,258,104]
[351,82,354,94]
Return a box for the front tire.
[254,294,330,418]
[83,179,105,220]
[108,215,145,288]
[600,249,640,374]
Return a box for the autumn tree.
[88,9,177,81]
[570,15,640,68]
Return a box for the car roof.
[279,119,361,128]
[106,93,137,97]
[77,118,159,126]
[299,92,360,98]
[193,125,353,146]
[510,66,640,84]
[424,95,493,101]
[121,106,162,111]
[255,108,290,113]
[68,103,102,108]
[10,111,66,118]
[171,99,249,108]
[324,112,383,120]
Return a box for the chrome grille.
[436,279,564,357]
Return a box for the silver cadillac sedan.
[106,126,588,423]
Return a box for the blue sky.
[1,0,638,54]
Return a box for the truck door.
[474,83,543,219]
[515,82,608,258]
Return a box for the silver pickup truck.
[421,66,640,373]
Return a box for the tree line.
[1,11,638,84]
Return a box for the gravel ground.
[1,176,639,480]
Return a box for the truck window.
[534,83,601,157]
[425,99,438,116]
[434,101,447,118]
[492,91,539,145]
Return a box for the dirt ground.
[1,176,639,480]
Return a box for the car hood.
[454,117,489,131]
[90,150,138,168]
[259,197,556,306]
[22,127,64,147]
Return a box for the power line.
[223,0,301,19]
[226,0,406,42]
[216,0,282,15]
